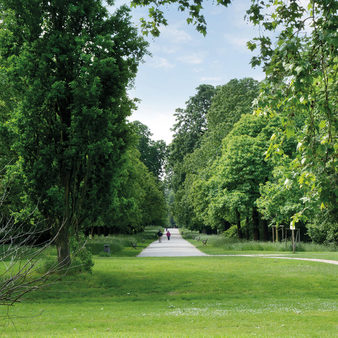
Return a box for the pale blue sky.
[110,1,265,143]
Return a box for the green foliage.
[169,84,216,166]
[179,228,200,239]
[170,79,260,232]
[138,0,337,242]
[82,226,159,256]
[70,237,94,273]
[183,232,337,254]
[37,234,96,274]
[306,211,338,246]
[106,147,167,233]
[0,0,148,265]
[200,113,277,238]
[131,0,232,36]
[247,0,337,237]
[207,78,260,131]
[223,225,238,239]
[131,120,167,179]
[257,161,303,228]
[36,257,59,275]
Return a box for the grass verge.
[85,226,160,257]
[181,229,338,260]
[1,255,337,337]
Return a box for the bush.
[223,225,238,239]
[37,257,59,274]
[70,235,94,273]
[180,228,200,239]
[71,246,94,273]
[306,213,338,246]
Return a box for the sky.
[110,1,265,143]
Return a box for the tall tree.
[247,0,337,228]
[0,0,148,266]
[133,0,337,236]
[105,147,167,234]
[169,84,216,166]
[131,120,167,179]
[207,114,277,238]
[171,79,259,230]
[208,78,259,128]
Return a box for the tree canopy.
[134,0,337,243]
[131,120,167,179]
[169,78,260,232]
[169,84,216,166]
[0,0,148,266]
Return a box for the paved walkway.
[137,228,207,257]
[215,254,338,265]
[138,229,338,265]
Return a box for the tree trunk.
[252,207,260,241]
[245,215,250,240]
[236,209,243,239]
[262,219,269,241]
[56,222,71,268]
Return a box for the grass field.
[181,229,338,261]
[1,254,337,337]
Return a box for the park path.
[215,254,338,265]
[137,228,207,257]
[138,229,338,265]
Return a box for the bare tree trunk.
[57,166,72,268]
[56,222,71,268]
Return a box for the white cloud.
[130,108,174,143]
[224,33,250,52]
[160,26,192,44]
[177,53,205,65]
[192,67,204,73]
[151,44,179,55]
[150,56,175,69]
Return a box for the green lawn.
[1,255,337,337]
[181,230,338,261]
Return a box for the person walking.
[166,230,171,240]
[157,229,163,242]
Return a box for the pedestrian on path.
[138,228,207,257]
[166,230,171,240]
[157,229,163,242]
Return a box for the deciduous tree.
[131,120,167,179]
[169,84,216,166]
[0,0,148,266]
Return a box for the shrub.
[70,235,94,273]
[306,213,338,246]
[223,225,238,239]
[71,247,94,273]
